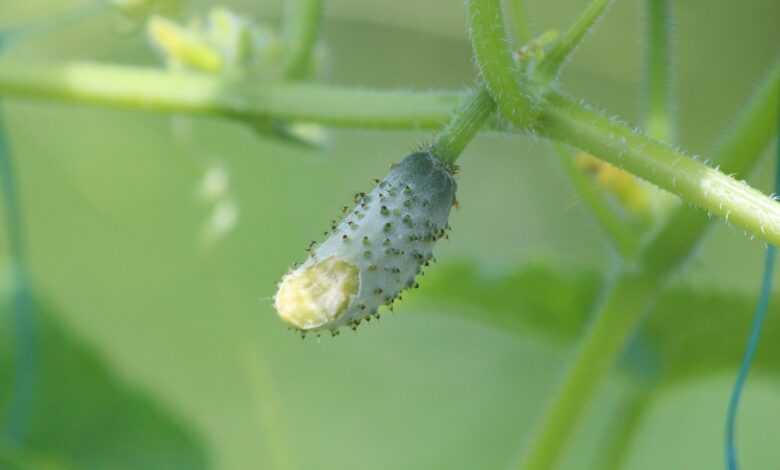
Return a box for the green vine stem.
[534,0,612,81]
[282,0,323,80]
[516,63,780,469]
[0,109,37,447]
[597,388,653,470]
[466,0,536,128]
[0,62,462,129]
[642,0,674,142]
[642,60,780,277]
[518,271,659,470]
[539,90,780,246]
[467,0,780,248]
[503,0,531,45]
[430,87,496,163]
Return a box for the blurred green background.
[0,0,779,468]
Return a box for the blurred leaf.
[0,443,70,470]
[0,297,210,469]
[413,262,780,382]
[412,263,600,341]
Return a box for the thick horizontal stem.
[0,61,463,129]
[539,92,780,247]
[641,60,780,276]
[1,62,778,248]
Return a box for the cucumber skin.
[276,152,457,334]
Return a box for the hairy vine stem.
[517,60,780,470]
[534,0,613,82]
[540,91,780,246]
[462,0,780,468]
[430,87,496,163]
[465,0,780,248]
[465,0,537,127]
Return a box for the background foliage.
[0,0,779,468]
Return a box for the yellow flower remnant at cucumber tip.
[275,257,359,331]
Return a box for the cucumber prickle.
[274,151,457,335]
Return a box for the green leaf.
[412,262,780,383]
[413,262,599,341]
[0,297,210,469]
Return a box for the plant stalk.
[466,0,536,128]
[535,0,613,81]
[539,91,780,247]
[430,87,496,163]
[0,62,463,129]
[518,270,659,470]
[518,62,780,469]
[282,0,323,80]
[642,0,674,142]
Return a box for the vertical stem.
[247,350,296,470]
[517,62,780,470]
[517,272,658,470]
[503,0,531,45]
[430,87,496,163]
[282,0,324,80]
[597,388,652,470]
[467,0,536,128]
[0,108,37,446]
[642,0,674,142]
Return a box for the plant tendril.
[725,101,780,470]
